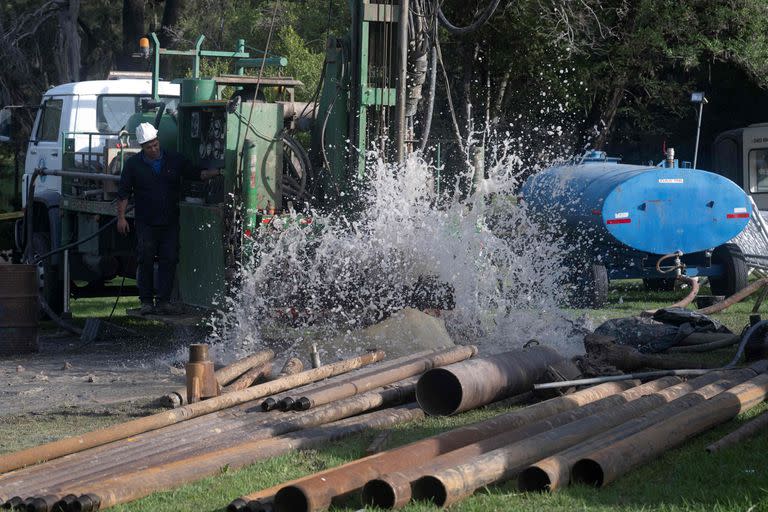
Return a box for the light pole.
[691,91,708,169]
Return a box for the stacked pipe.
[0,346,478,511]
[228,361,768,511]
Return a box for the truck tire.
[31,232,64,315]
[642,278,676,292]
[709,243,748,297]
[570,263,609,308]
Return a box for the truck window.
[749,148,768,192]
[96,95,179,133]
[35,99,63,141]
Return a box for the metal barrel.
[0,350,385,474]
[362,377,679,509]
[416,346,564,416]
[266,380,638,512]
[571,371,768,488]
[518,364,767,492]
[0,264,39,356]
[293,346,478,411]
[706,408,768,453]
[410,373,732,507]
[50,405,425,511]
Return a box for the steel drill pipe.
[223,363,274,393]
[162,349,276,407]
[269,379,661,512]
[572,372,768,488]
[409,373,729,508]
[7,380,419,503]
[53,405,425,512]
[361,377,685,509]
[0,359,416,497]
[416,346,565,416]
[261,349,446,411]
[706,408,768,453]
[517,364,767,492]
[293,345,479,411]
[0,350,385,475]
[275,358,304,378]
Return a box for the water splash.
[207,139,585,361]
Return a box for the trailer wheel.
[709,243,748,297]
[570,263,609,308]
[642,278,676,292]
[31,232,64,315]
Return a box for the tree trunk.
[592,75,627,150]
[55,0,81,83]
[119,0,145,70]
[159,0,184,48]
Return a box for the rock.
[62,362,73,371]
[86,374,96,383]
[16,365,24,373]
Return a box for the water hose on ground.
[642,275,699,316]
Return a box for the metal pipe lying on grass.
[271,379,657,512]
[706,408,768,453]
[292,345,479,411]
[0,350,385,475]
[571,371,768,488]
[54,405,425,512]
[415,346,565,416]
[518,363,768,492]
[222,363,274,393]
[409,373,734,508]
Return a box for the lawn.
[20,281,768,511]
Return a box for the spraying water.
[206,135,587,362]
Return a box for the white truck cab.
[23,78,180,207]
[713,123,768,210]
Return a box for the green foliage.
[273,25,325,101]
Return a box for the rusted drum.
[0,264,39,355]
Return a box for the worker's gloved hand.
[117,217,130,235]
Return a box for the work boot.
[139,302,155,315]
[155,301,182,316]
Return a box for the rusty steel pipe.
[410,373,732,508]
[361,377,688,509]
[6,380,419,503]
[261,349,451,411]
[222,363,273,393]
[518,364,768,492]
[292,345,478,411]
[275,358,304,378]
[706,408,768,453]
[269,379,653,512]
[0,350,385,475]
[49,405,424,512]
[572,372,768,488]
[416,346,564,416]
[162,349,276,407]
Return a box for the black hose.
[418,45,438,153]
[437,0,502,35]
[32,215,121,264]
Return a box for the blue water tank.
[522,160,751,255]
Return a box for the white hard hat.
[136,122,159,145]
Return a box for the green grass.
[17,282,768,511]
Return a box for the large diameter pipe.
[362,376,682,509]
[416,346,564,415]
[267,379,645,512]
[706,408,768,453]
[162,350,275,407]
[0,350,385,474]
[518,364,767,492]
[572,371,768,488]
[410,372,731,508]
[56,405,425,512]
[293,345,478,411]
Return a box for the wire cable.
[437,0,502,35]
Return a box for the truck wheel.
[31,232,64,315]
[570,263,609,308]
[642,278,676,292]
[709,243,748,297]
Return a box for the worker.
[116,122,221,315]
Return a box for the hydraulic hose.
[437,0,502,35]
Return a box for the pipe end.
[3,497,23,510]
[273,487,309,512]
[411,476,447,507]
[227,499,246,511]
[294,397,311,411]
[261,398,277,411]
[415,368,463,416]
[571,459,604,488]
[278,397,294,411]
[245,499,272,512]
[518,466,552,492]
[362,479,398,509]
